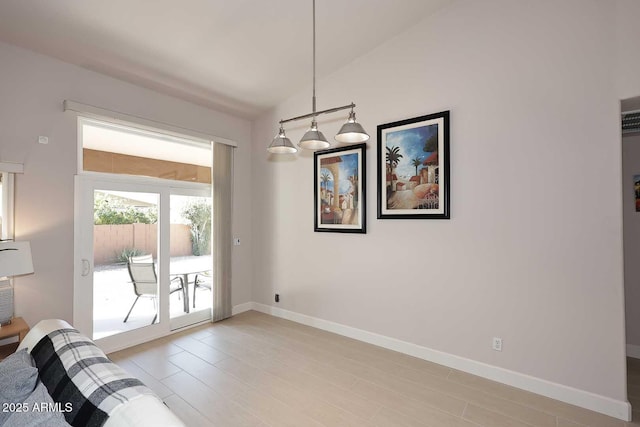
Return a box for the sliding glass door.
[74,116,214,352]
[74,176,212,353]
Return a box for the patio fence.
[93,223,192,265]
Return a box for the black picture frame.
[377,110,450,219]
[314,144,366,233]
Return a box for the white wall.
[0,41,253,326]
[252,0,630,415]
[617,0,640,352]
[616,0,640,99]
[623,135,640,350]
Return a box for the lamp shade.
[0,241,34,278]
[335,110,369,143]
[268,126,298,154]
[299,120,330,150]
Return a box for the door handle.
[81,259,91,277]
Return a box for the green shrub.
[182,201,211,256]
[115,248,145,263]
[94,194,157,225]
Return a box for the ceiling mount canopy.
[268,0,369,154]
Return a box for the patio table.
[170,269,209,313]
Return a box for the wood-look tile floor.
[109,310,638,427]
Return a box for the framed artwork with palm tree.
[377,111,450,219]
[314,144,366,233]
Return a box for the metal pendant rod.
[312,0,316,115]
[279,103,356,125]
[279,1,354,126]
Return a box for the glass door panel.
[92,189,160,339]
[169,193,212,328]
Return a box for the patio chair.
[192,270,212,308]
[124,254,185,324]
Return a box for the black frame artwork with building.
[377,111,450,219]
[314,144,366,233]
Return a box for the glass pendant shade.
[298,119,330,150]
[268,126,297,154]
[335,110,369,143]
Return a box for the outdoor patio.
[93,255,212,339]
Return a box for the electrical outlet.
[275,293,280,303]
[233,238,241,246]
[492,337,503,352]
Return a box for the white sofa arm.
[105,395,184,427]
[18,318,71,353]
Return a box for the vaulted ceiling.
[0,0,450,118]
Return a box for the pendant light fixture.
[335,107,369,143]
[268,0,369,154]
[268,125,297,154]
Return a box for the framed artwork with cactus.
[314,144,366,233]
[377,111,450,219]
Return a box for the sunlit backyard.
[93,255,212,339]
[91,190,212,340]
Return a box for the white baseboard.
[232,301,254,316]
[627,344,640,359]
[238,302,630,421]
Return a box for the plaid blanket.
[31,328,155,427]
